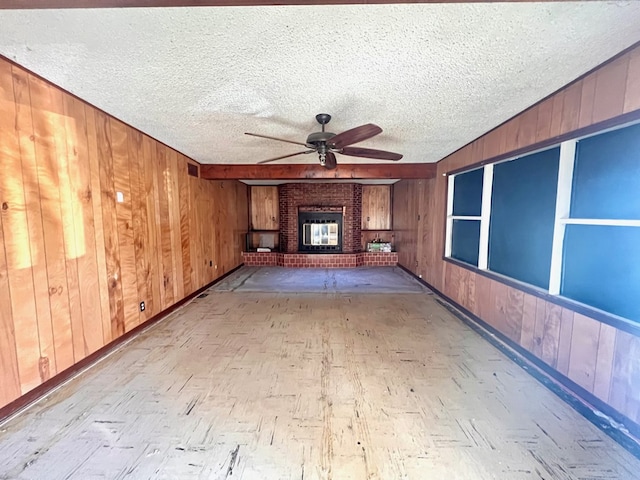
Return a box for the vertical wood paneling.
[95,110,124,341]
[560,80,582,134]
[556,308,574,376]
[395,44,640,428]
[250,186,279,231]
[52,89,86,365]
[178,156,192,295]
[593,323,616,402]
[548,90,564,139]
[142,135,162,317]
[11,67,56,381]
[540,302,562,368]
[167,150,184,300]
[610,331,640,423]
[62,94,103,356]
[0,57,249,410]
[155,144,174,308]
[578,73,597,128]
[84,106,112,346]
[0,205,21,404]
[591,55,629,124]
[624,49,640,113]
[110,119,139,333]
[567,313,601,393]
[361,185,391,231]
[128,129,149,321]
[535,97,553,142]
[28,75,75,372]
[0,61,41,392]
[515,106,538,149]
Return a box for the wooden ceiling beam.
[200,163,436,180]
[0,1,572,9]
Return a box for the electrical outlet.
[139,301,145,312]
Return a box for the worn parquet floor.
[0,267,638,479]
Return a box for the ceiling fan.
[245,114,403,170]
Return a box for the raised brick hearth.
[243,252,398,268]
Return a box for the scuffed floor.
[0,267,638,479]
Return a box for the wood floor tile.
[0,268,638,479]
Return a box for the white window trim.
[478,164,494,270]
[548,140,576,295]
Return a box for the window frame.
[444,119,640,325]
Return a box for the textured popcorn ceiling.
[1,3,640,165]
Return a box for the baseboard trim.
[397,264,640,460]
[0,263,244,425]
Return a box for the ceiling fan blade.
[245,132,309,147]
[328,123,382,149]
[340,147,403,161]
[257,150,314,164]
[324,152,337,170]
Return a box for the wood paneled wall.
[393,46,640,426]
[0,57,248,409]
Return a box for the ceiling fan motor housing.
[306,131,336,147]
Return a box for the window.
[488,148,559,289]
[445,121,640,323]
[446,168,484,266]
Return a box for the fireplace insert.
[298,212,343,253]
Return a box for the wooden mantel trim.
[200,163,436,180]
[0,1,570,9]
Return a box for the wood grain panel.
[28,75,75,372]
[84,106,112,346]
[593,323,616,402]
[0,203,21,405]
[51,89,86,364]
[540,302,562,368]
[178,155,192,295]
[201,163,436,180]
[127,129,150,320]
[144,137,162,315]
[0,60,41,392]
[95,110,124,341]
[548,90,564,139]
[578,73,597,128]
[556,308,574,376]
[609,331,640,423]
[623,48,640,113]
[62,94,104,356]
[567,313,601,393]
[250,186,279,231]
[362,185,391,230]
[167,150,184,301]
[534,97,553,143]
[515,106,538,149]
[502,117,520,155]
[520,293,537,352]
[155,144,175,308]
[591,55,629,124]
[10,66,56,380]
[560,80,582,135]
[0,56,250,411]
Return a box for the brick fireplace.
[279,183,362,253]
